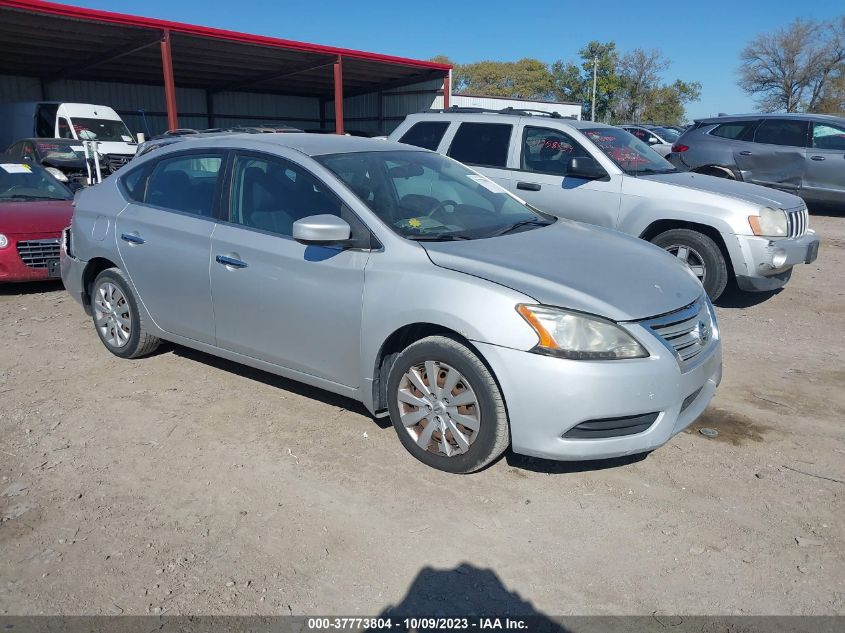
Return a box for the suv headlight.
[749,207,787,237]
[0,234,8,249]
[517,304,648,360]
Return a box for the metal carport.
[0,0,451,136]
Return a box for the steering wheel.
[426,199,457,217]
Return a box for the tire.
[651,228,729,301]
[386,335,509,474]
[90,267,160,359]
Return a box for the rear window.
[447,122,512,168]
[709,122,754,140]
[398,121,450,151]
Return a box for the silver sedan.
[61,134,721,473]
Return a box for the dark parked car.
[5,138,107,187]
[668,113,845,208]
[0,154,74,282]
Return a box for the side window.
[520,126,590,176]
[398,121,450,151]
[709,122,754,140]
[230,154,343,237]
[7,142,23,158]
[35,104,59,138]
[144,154,223,216]
[812,122,845,150]
[447,122,512,168]
[57,118,74,139]
[121,165,150,202]
[753,119,809,147]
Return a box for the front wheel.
[90,267,160,359]
[651,228,729,301]
[386,336,510,473]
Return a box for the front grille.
[786,207,808,238]
[17,238,60,268]
[639,298,715,368]
[563,412,659,439]
[104,154,132,173]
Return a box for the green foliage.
[432,41,700,124]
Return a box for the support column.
[206,90,215,128]
[333,55,344,135]
[443,70,451,109]
[160,29,179,131]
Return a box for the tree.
[616,48,670,121]
[551,41,621,121]
[739,17,845,112]
[641,80,702,124]
[450,58,554,100]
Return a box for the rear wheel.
[90,268,160,359]
[386,336,509,473]
[651,228,728,301]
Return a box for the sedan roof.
[154,132,417,157]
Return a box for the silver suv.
[667,113,845,209]
[60,134,720,473]
[390,109,820,300]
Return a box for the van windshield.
[582,127,677,175]
[70,118,134,143]
[317,150,553,241]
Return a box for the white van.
[0,102,137,169]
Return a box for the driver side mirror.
[566,156,607,180]
[293,214,351,244]
[648,137,660,145]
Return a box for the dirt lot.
[1,215,844,617]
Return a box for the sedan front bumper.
[474,336,722,461]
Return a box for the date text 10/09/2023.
[306,618,530,630]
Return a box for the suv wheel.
[90,268,160,359]
[651,229,728,301]
[386,336,509,473]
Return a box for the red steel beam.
[160,28,179,131]
[334,56,344,135]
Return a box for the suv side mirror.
[292,214,352,245]
[567,156,607,180]
[648,137,660,145]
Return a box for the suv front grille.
[639,298,715,369]
[17,238,60,268]
[786,207,808,238]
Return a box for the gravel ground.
[1,215,843,616]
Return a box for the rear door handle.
[215,254,248,269]
[120,233,145,245]
[810,155,826,161]
[516,181,541,191]
[738,151,753,156]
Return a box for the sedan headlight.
[517,304,648,360]
[748,207,787,237]
[0,234,8,249]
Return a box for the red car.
[0,155,74,282]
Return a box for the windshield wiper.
[0,194,67,201]
[405,233,474,242]
[487,218,551,238]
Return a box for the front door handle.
[517,181,541,191]
[738,151,753,156]
[120,233,145,245]
[810,155,826,161]
[215,254,248,269]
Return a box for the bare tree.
[739,17,845,112]
[616,48,669,121]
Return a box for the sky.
[57,0,845,120]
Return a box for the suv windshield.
[583,127,677,175]
[317,150,553,241]
[71,118,134,143]
[0,162,73,200]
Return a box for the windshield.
[316,150,552,240]
[0,162,73,200]
[652,127,681,142]
[71,118,134,143]
[582,128,677,175]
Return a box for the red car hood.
[0,200,73,235]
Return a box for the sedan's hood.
[642,171,804,210]
[0,200,74,235]
[422,220,702,322]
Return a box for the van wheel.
[651,229,728,301]
[386,336,509,474]
[90,268,160,359]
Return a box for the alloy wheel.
[666,244,707,283]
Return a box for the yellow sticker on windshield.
[408,218,422,228]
